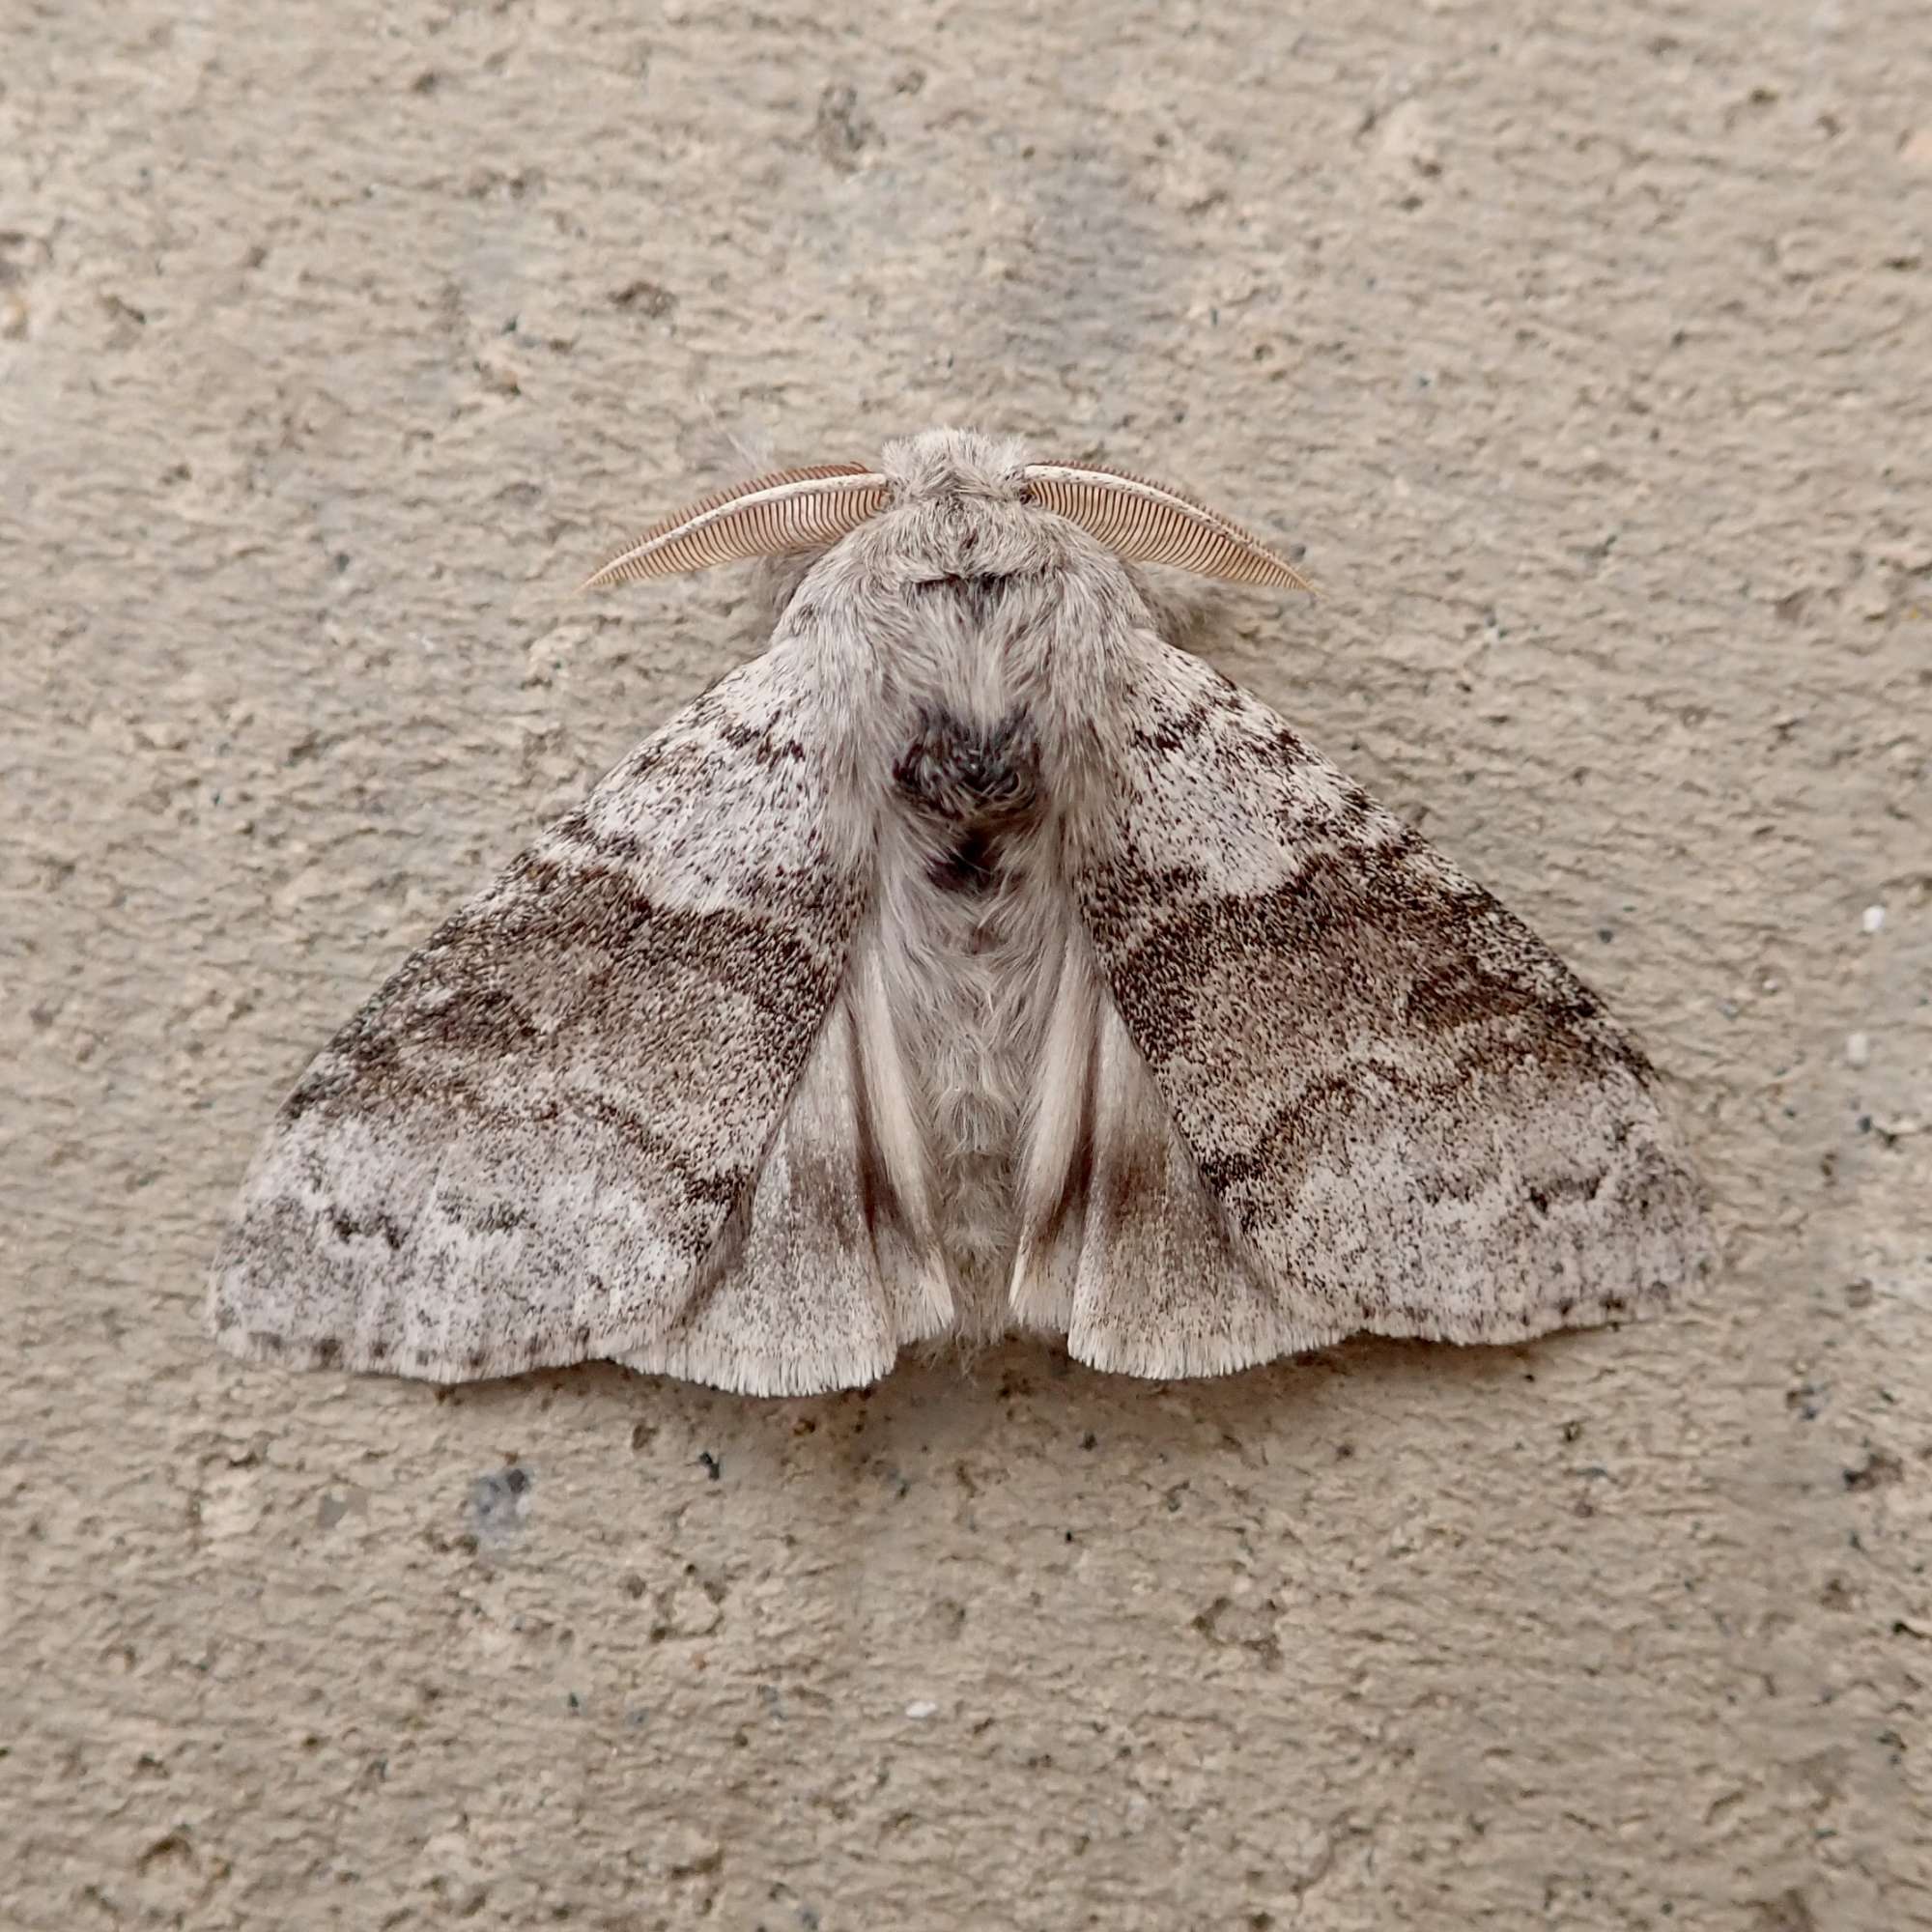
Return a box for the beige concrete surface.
[4,1,1928,1926]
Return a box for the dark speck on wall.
[469,1463,534,1546]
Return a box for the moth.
[209,428,1709,1396]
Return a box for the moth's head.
[867,427,1056,583]
[582,428,1312,596]
[878,426,1033,506]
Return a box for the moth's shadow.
[845,1330,1577,1463]
[447,1326,1595,1487]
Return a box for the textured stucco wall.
[4,2,1928,1926]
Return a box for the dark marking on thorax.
[910,571,1019,628]
[893,707,1041,895]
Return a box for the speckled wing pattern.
[616,968,952,1394]
[208,639,874,1386]
[1066,635,1710,1368]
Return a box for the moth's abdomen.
[870,695,1065,1341]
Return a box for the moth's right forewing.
[1057,632,1712,1375]
[208,628,887,1388]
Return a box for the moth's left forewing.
[1047,630,1711,1375]
[208,625,916,1392]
